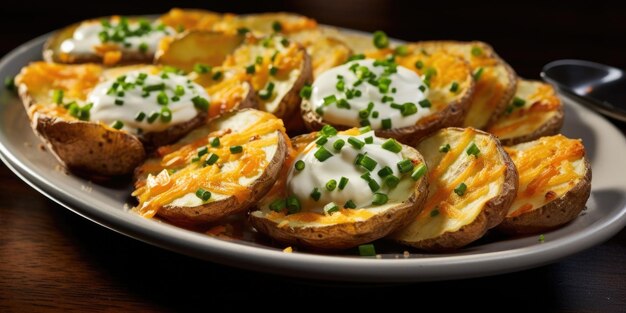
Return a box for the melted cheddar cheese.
[503,135,586,217]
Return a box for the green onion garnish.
[397,159,414,173]
[114,99,124,106]
[415,60,424,69]
[466,142,481,156]
[450,81,459,93]
[411,163,427,181]
[383,175,400,188]
[381,138,402,153]
[237,27,250,35]
[348,137,365,150]
[175,85,185,96]
[160,107,172,122]
[193,63,211,74]
[111,120,124,130]
[377,166,393,178]
[418,99,431,108]
[323,95,337,105]
[269,66,278,76]
[139,42,148,53]
[135,112,146,122]
[381,118,392,130]
[272,21,282,32]
[320,124,338,137]
[471,46,483,57]
[344,199,356,209]
[359,125,372,133]
[4,76,16,91]
[310,187,321,201]
[473,67,484,80]
[439,144,451,153]
[316,135,328,145]
[195,188,212,201]
[394,45,409,56]
[143,83,165,92]
[326,179,337,191]
[314,146,333,162]
[157,91,169,105]
[372,192,388,205]
[269,198,285,212]
[359,243,376,256]
[323,202,339,214]
[212,71,223,80]
[333,139,345,151]
[454,182,467,196]
[364,136,373,144]
[430,209,440,217]
[512,97,526,107]
[197,146,208,157]
[147,112,159,123]
[255,56,263,65]
[402,102,418,116]
[338,177,349,190]
[294,160,305,171]
[259,82,275,100]
[286,196,301,214]
[246,65,256,74]
[205,153,219,166]
[336,79,345,91]
[210,137,220,147]
[373,30,389,49]
[230,145,243,154]
[368,179,380,192]
[300,85,312,99]
[358,155,378,171]
[52,90,64,105]
[192,96,209,112]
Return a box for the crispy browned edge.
[17,82,146,178]
[497,157,591,235]
[249,138,429,250]
[299,68,475,147]
[496,79,565,146]
[156,125,288,227]
[43,20,156,65]
[395,127,519,251]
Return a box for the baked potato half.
[222,34,313,121]
[287,29,352,78]
[391,127,518,250]
[133,109,288,226]
[250,126,429,250]
[15,62,254,177]
[158,8,224,32]
[487,80,564,145]
[44,16,177,66]
[214,12,318,35]
[301,49,474,146]
[498,135,591,234]
[411,41,517,129]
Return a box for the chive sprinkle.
[310,188,321,201]
[512,97,526,107]
[195,188,212,201]
[381,118,392,130]
[473,67,484,81]
[439,144,451,153]
[326,179,337,191]
[471,46,483,57]
[397,159,414,173]
[192,96,209,112]
[316,136,328,146]
[377,166,393,178]
[372,192,388,205]
[286,196,301,214]
[272,21,282,32]
[246,64,256,74]
[320,124,338,136]
[147,112,159,123]
[111,120,124,130]
[368,179,380,192]
[135,112,146,122]
[230,145,243,154]
[52,90,64,105]
[205,153,219,166]
[358,155,378,171]
[300,85,312,99]
[160,107,172,122]
[454,182,467,196]
[358,244,376,256]
[364,136,373,144]
[269,198,285,212]
[348,137,365,150]
[466,142,481,156]
[338,177,349,190]
[294,160,305,171]
[383,175,400,188]
[210,137,220,147]
[344,199,356,209]
[333,139,345,151]
[373,30,389,49]
[314,146,333,162]
[323,202,339,214]
[418,99,431,108]
[450,81,459,93]
[193,63,211,74]
[430,209,440,217]
[415,60,424,69]
[197,146,208,157]
[381,139,402,153]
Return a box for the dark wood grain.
[1,1,626,312]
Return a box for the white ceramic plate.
[1,31,625,283]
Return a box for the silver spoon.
[541,59,626,122]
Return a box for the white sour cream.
[60,20,173,55]
[287,131,405,213]
[88,71,209,133]
[310,59,431,129]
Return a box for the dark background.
[1,0,626,79]
[1,1,625,312]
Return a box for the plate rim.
[1,29,625,283]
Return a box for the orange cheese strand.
[267,208,374,225]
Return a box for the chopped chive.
[197,146,208,157]
[315,107,324,116]
[294,160,305,171]
[117,91,125,97]
[364,136,373,144]
[323,202,339,214]
[138,42,148,53]
[418,99,431,108]
[371,111,379,118]
[411,163,427,181]
[439,144,451,153]
[419,85,427,92]
[52,90,64,105]
[430,208,440,217]
[323,95,337,105]
[401,102,418,116]
[512,97,526,107]
[205,153,219,165]
[379,118,392,130]
[286,196,301,214]
[359,109,370,119]
[473,67,484,80]
[114,99,124,106]
[111,120,124,130]
[454,182,467,196]
[344,199,356,209]
[355,154,365,166]
[372,192,388,205]
[212,71,223,80]
[377,166,393,178]
[326,179,337,191]
[466,142,481,156]
[157,91,169,105]
[384,175,400,188]
[210,137,220,147]
[471,46,483,57]
[259,82,275,100]
[314,146,333,162]
[300,85,312,99]
[368,179,381,192]
[338,177,349,190]
[160,107,172,122]
[336,79,345,91]
[193,63,211,74]
[135,111,146,122]
[373,30,389,49]
[347,137,365,150]
[272,21,282,32]
[192,96,209,112]
[143,83,165,92]
[337,98,351,109]
[333,139,345,151]
[450,81,459,93]
[381,138,402,153]
[175,85,185,96]
[539,234,545,242]
[255,56,263,65]
[269,66,278,76]
[195,188,212,201]
[320,124,337,137]
[245,64,256,74]
[394,45,409,56]
[360,172,371,182]
[269,198,285,212]
[147,112,159,123]
[316,135,328,145]
[359,244,376,256]
[160,73,170,80]
[310,187,321,201]
[237,27,250,35]
[359,125,372,133]
[230,145,243,154]
[137,73,148,80]
[358,155,378,171]
[415,60,424,69]
[280,38,290,47]
[397,159,414,173]
[346,54,365,62]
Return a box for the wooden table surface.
[1,1,625,312]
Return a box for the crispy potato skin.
[498,158,591,235]
[497,109,564,146]
[249,141,429,250]
[394,128,518,251]
[273,44,313,120]
[156,130,288,226]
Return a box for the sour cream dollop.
[287,129,406,213]
[88,71,209,133]
[310,59,431,130]
[60,19,173,55]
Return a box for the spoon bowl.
[541,59,626,121]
